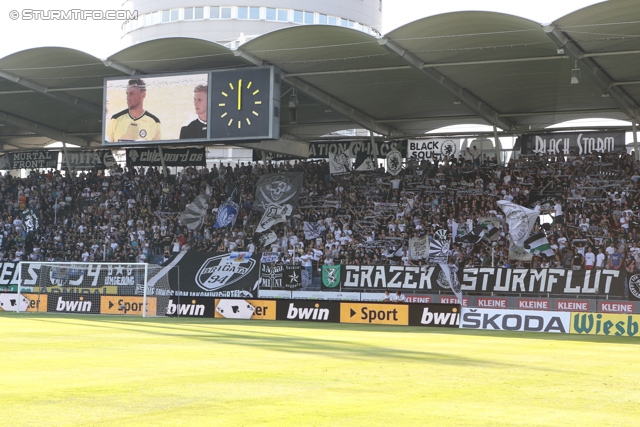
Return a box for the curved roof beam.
[233,49,403,137]
[0,111,94,148]
[0,70,101,116]
[377,37,516,132]
[543,25,639,122]
[102,59,139,76]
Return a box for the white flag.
[439,263,463,306]
[497,200,540,248]
[256,204,293,233]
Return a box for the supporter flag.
[284,265,303,289]
[254,172,304,213]
[524,232,555,258]
[428,228,449,263]
[179,193,209,231]
[214,200,239,229]
[438,263,463,306]
[322,265,341,289]
[497,200,540,247]
[303,221,326,240]
[386,149,403,176]
[255,231,278,249]
[354,152,376,172]
[455,226,485,245]
[20,209,40,237]
[329,151,352,175]
[508,236,533,261]
[409,235,429,260]
[256,204,293,233]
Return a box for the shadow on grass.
[3,312,638,373]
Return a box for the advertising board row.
[2,293,637,337]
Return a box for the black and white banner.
[258,264,303,290]
[340,264,626,297]
[460,308,570,333]
[386,149,403,176]
[20,209,40,236]
[0,151,59,170]
[428,229,449,263]
[461,268,626,297]
[407,138,459,161]
[408,236,429,260]
[254,172,304,213]
[307,139,407,159]
[520,131,625,156]
[303,221,326,241]
[329,151,352,175]
[62,150,117,170]
[164,251,260,298]
[126,147,206,167]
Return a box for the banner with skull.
[254,172,304,213]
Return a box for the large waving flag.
[524,232,555,258]
[214,200,239,229]
[438,263,463,306]
[497,200,540,247]
[179,194,209,231]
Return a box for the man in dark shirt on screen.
[179,84,208,139]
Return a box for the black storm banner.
[62,150,117,170]
[341,265,626,297]
[126,147,206,167]
[162,251,260,298]
[520,131,625,155]
[0,151,59,170]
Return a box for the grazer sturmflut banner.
[126,147,206,167]
[460,268,626,297]
[340,265,626,297]
[164,251,260,298]
[0,151,59,170]
[62,150,117,170]
[520,131,625,155]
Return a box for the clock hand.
[237,79,242,111]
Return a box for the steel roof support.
[0,111,93,147]
[377,37,516,132]
[0,70,101,116]
[233,48,402,137]
[544,25,639,122]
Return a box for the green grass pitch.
[1,312,639,427]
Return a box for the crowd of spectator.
[1,148,640,275]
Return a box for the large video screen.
[102,67,280,146]
[103,73,209,145]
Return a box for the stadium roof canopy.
[0,0,638,156]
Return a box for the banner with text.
[62,150,117,170]
[0,151,59,170]
[520,131,625,156]
[407,138,460,162]
[126,147,206,167]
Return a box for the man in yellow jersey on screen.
[106,78,161,142]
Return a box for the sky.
[0,0,605,59]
